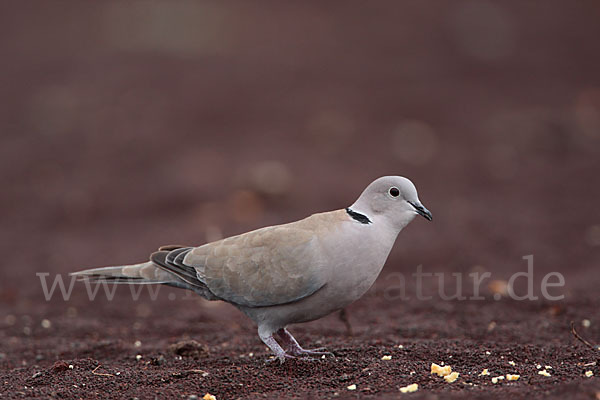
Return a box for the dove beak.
[408,201,433,221]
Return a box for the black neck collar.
[345,208,371,224]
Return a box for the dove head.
[349,176,432,230]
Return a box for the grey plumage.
[71,176,432,363]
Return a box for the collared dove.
[72,176,432,363]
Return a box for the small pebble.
[51,361,69,372]
[583,319,591,328]
[135,355,142,361]
[151,355,167,366]
[41,319,51,329]
[134,340,142,348]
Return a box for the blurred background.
[1,0,599,316]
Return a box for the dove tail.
[70,262,181,285]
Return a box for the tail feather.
[71,251,220,301]
[70,262,179,285]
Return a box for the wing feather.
[184,217,333,307]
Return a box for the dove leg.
[277,328,333,356]
[258,327,294,364]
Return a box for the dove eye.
[389,187,400,197]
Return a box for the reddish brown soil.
[1,1,600,399]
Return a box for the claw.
[276,328,334,357]
[289,347,333,357]
[266,353,296,364]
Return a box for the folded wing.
[184,224,327,307]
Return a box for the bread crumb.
[399,383,418,393]
[431,363,452,376]
[545,365,552,369]
[444,372,459,383]
[480,369,490,376]
[507,374,520,381]
[485,351,491,355]
[135,355,142,361]
[585,370,594,378]
[347,384,356,391]
[398,345,404,349]
[203,394,216,400]
[491,376,504,384]
[538,370,551,377]
[381,355,392,361]
[536,364,542,369]
[508,361,516,366]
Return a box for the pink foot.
[277,329,334,357]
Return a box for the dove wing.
[184,216,335,307]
